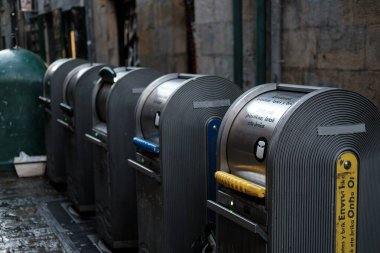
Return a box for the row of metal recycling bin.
[40,58,380,253]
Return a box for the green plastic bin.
[0,48,47,170]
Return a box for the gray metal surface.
[226,90,303,187]
[140,77,186,144]
[217,215,267,253]
[42,58,87,185]
[268,88,380,253]
[59,63,106,213]
[89,67,163,249]
[207,200,267,241]
[132,74,241,253]
[94,83,111,123]
[217,83,277,175]
[215,83,380,252]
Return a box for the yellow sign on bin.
[335,151,358,253]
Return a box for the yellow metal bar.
[70,31,76,59]
[215,171,266,198]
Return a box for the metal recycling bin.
[208,83,380,253]
[39,58,87,184]
[85,66,162,249]
[128,73,241,253]
[58,63,106,212]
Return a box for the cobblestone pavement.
[0,171,65,252]
[0,171,104,253]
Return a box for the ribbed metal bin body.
[41,58,87,184]
[128,74,241,253]
[212,83,380,253]
[87,67,163,249]
[0,48,46,170]
[58,63,106,212]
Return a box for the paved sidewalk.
[0,171,104,253]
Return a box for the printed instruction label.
[335,152,358,253]
[243,91,302,130]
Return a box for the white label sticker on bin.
[193,99,231,109]
[132,88,145,94]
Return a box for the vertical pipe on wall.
[271,0,281,83]
[184,0,196,74]
[10,0,17,48]
[233,0,243,89]
[115,0,125,66]
[256,0,266,85]
[70,30,77,59]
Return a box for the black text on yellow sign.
[335,152,358,253]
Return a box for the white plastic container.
[13,152,47,177]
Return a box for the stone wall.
[0,0,12,49]
[136,0,188,73]
[193,0,256,88]
[282,0,380,107]
[91,0,119,66]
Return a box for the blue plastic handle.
[133,137,160,154]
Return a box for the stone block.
[155,1,173,28]
[213,22,233,55]
[338,70,380,107]
[366,25,380,70]
[138,28,155,57]
[214,55,233,81]
[193,24,203,57]
[282,67,304,84]
[243,20,255,56]
[156,27,173,55]
[300,0,342,28]
[172,0,185,9]
[303,69,340,87]
[215,0,233,22]
[169,54,188,72]
[196,24,216,56]
[141,54,169,73]
[283,29,317,68]
[171,0,186,28]
[106,13,119,66]
[243,55,256,89]
[316,49,365,70]
[346,0,380,25]
[194,22,233,56]
[173,25,188,54]
[194,0,214,24]
[318,25,366,52]
[136,2,155,30]
[197,55,215,75]
[282,0,301,30]
[92,1,119,65]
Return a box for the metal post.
[10,0,18,48]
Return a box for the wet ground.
[0,170,111,253]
